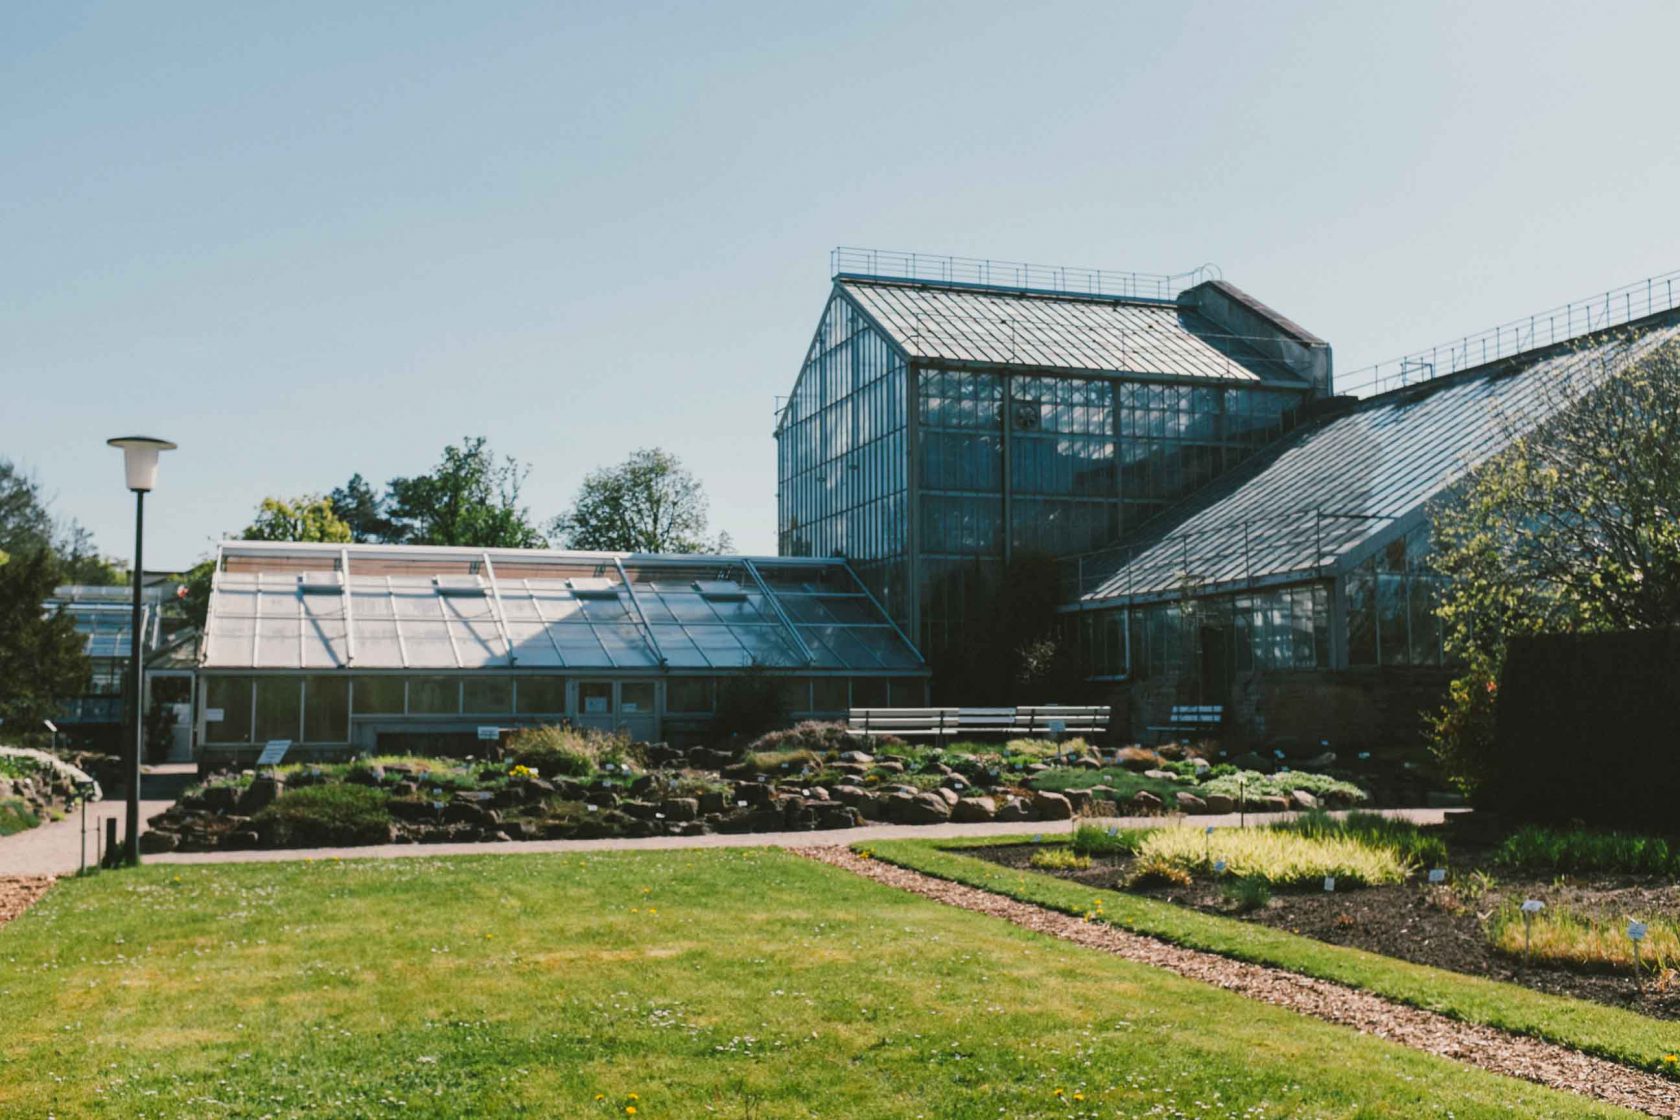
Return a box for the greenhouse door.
[576,681,615,733]
[616,682,658,744]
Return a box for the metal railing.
[831,246,1220,302]
[1059,507,1398,603]
[1340,269,1680,397]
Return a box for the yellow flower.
[1073,1091,1085,1101]
[647,908,657,915]
[627,1094,639,1100]
[595,1093,606,1101]
[625,1108,636,1116]
[1053,1088,1064,1097]
[1666,1053,1679,1064]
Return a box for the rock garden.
[142,723,1383,854]
[969,814,1680,1018]
[0,745,102,837]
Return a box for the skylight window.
[693,579,747,601]
[296,572,343,595]
[433,575,487,598]
[567,577,620,600]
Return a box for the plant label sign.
[1521,899,1545,915]
[1428,868,1447,884]
[1047,719,1067,737]
[1628,920,1648,943]
[255,740,292,766]
[1213,860,1227,874]
[204,708,225,722]
[1323,876,1336,893]
[476,726,500,741]
[1205,825,1215,836]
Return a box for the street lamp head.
[106,436,177,492]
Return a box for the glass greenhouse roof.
[201,543,926,674]
[1074,316,1680,606]
[45,588,157,660]
[838,278,1305,383]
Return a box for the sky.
[4,1,1678,571]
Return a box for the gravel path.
[798,845,1680,1118]
[0,876,54,928]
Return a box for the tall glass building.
[777,249,1330,675]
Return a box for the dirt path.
[797,845,1680,1119]
[0,876,53,928]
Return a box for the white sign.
[255,740,292,766]
[1047,719,1067,736]
[42,719,57,733]
[1521,899,1545,915]
[584,697,609,714]
[622,701,640,713]
[476,726,501,741]
[1427,868,1447,884]
[1213,859,1227,874]
[205,708,225,722]
[1628,920,1648,943]
[1323,876,1336,893]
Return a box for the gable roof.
[836,277,1308,385]
[1071,313,1680,607]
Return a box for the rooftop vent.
[567,577,620,600]
[433,575,487,598]
[694,579,747,601]
[296,572,343,595]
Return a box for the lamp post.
[107,436,176,866]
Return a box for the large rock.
[951,796,997,822]
[901,793,952,824]
[1030,791,1074,821]
[1143,769,1178,781]
[1254,795,1290,813]
[236,775,285,814]
[838,750,874,765]
[201,784,239,813]
[1129,789,1165,814]
[1204,793,1236,814]
[1175,791,1208,814]
[931,787,960,807]
[1290,790,1320,811]
[732,781,773,808]
[996,797,1033,822]
[1061,788,1093,813]
[1114,746,1162,772]
[659,797,699,822]
[138,828,179,854]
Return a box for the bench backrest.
[848,704,1111,738]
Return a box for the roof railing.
[832,246,1219,302]
[1341,268,1680,397]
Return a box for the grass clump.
[1271,810,1448,869]
[0,798,40,836]
[1070,822,1149,857]
[505,724,638,779]
[252,784,393,847]
[1031,766,1185,799]
[743,747,821,775]
[1493,826,1679,877]
[1126,854,1194,888]
[1029,847,1092,871]
[1489,904,1679,974]
[1222,876,1273,913]
[1141,826,1409,888]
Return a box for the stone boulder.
[1129,789,1165,814]
[1061,788,1093,814]
[1115,746,1162,771]
[1290,789,1320,811]
[236,775,285,815]
[996,797,1033,823]
[1254,794,1290,813]
[901,792,952,824]
[1029,791,1074,821]
[659,797,699,822]
[951,796,997,823]
[138,828,179,854]
[1175,791,1208,814]
[1204,793,1236,814]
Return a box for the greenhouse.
[195,541,927,760]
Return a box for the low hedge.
[253,785,393,847]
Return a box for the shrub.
[1198,769,1369,805]
[1492,826,1678,876]
[741,721,881,759]
[253,785,393,847]
[1070,823,1149,858]
[505,724,638,778]
[1139,826,1409,888]
[1222,876,1272,913]
[1270,811,1448,869]
[743,747,821,775]
[1125,854,1194,889]
[1488,903,1679,974]
[1029,847,1092,871]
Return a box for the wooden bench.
[1146,704,1224,743]
[848,705,1111,745]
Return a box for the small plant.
[506,724,639,778]
[1141,826,1410,888]
[1221,876,1272,913]
[1487,903,1678,974]
[1199,769,1370,805]
[1126,854,1194,889]
[1493,826,1679,877]
[1269,810,1447,868]
[252,784,393,847]
[1029,847,1092,871]
[1069,823,1149,858]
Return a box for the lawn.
[0,851,1646,1119]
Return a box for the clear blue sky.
[4,2,1677,570]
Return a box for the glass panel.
[303,676,349,742]
[253,678,301,742]
[619,682,655,714]
[851,677,888,707]
[812,677,849,712]
[667,678,715,714]
[355,676,405,715]
[409,677,460,714]
[888,678,925,706]
[463,677,513,713]
[203,676,253,743]
[778,678,811,713]
[579,681,613,715]
[515,677,567,714]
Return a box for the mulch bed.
[0,876,54,927]
[973,842,1680,1019]
[800,845,1680,1119]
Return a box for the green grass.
[0,798,40,836]
[251,784,394,846]
[1069,822,1150,857]
[860,837,1680,1079]
[1270,810,1449,869]
[0,851,1648,1118]
[1028,847,1091,871]
[1494,825,1680,876]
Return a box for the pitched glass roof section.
[837,278,1305,384]
[1072,316,1680,606]
[45,586,163,658]
[201,543,926,674]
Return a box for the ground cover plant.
[0,850,1652,1118]
[1271,810,1449,868]
[1198,768,1368,805]
[862,836,1680,1078]
[0,799,39,837]
[1138,824,1412,888]
[1495,826,1680,877]
[251,783,394,846]
[1489,904,1680,975]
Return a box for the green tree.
[553,448,728,553]
[0,460,54,557]
[386,437,547,548]
[240,495,353,543]
[0,547,91,726]
[1429,336,1680,794]
[328,473,401,543]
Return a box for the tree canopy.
[240,495,353,544]
[326,438,546,549]
[552,448,729,553]
[1428,336,1680,792]
[0,546,90,726]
